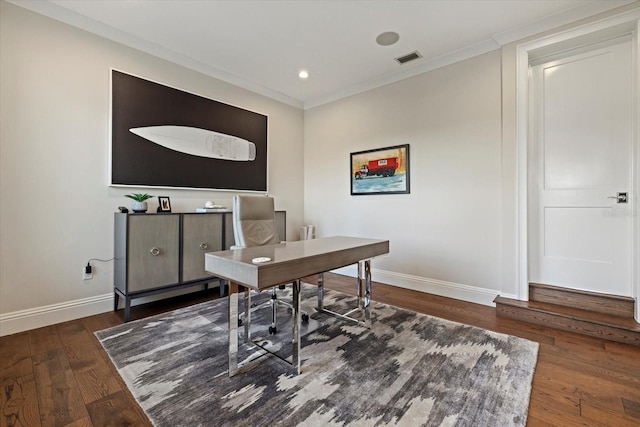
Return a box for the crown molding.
[491,0,637,45]
[8,0,637,111]
[6,0,304,109]
[304,0,639,109]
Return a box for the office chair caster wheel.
[302,313,309,323]
[269,326,277,335]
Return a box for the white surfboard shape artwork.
[129,126,256,161]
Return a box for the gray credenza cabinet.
[114,211,286,321]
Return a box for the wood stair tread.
[528,283,635,318]
[494,296,640,332]
[530,283,635,303]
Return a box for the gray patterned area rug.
[96,284,538,426]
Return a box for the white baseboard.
[0,293,113,337]
[0,280,227,337]
[0,269,508,337]
[331,266,503,307]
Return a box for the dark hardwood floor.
[1,273,639,426]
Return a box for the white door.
[528,37,634,296]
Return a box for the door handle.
[607,192,627,203]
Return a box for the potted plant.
[125,193,153,213]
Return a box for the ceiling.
[9,0,635,109]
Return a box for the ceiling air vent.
[395,51,422,65]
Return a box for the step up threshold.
[494,296,640,347]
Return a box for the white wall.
[304,51,505,304]
[0,1,304,335]
[3,1,638,335]
[303,2,640,307]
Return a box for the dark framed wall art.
[157,196,171,213]
[350,144,410,195]
[110,70,268,191]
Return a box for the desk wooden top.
[204,236,389,290]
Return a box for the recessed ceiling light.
[376,31,399,46]
[298,70,309,79]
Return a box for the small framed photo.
[350,144,410,195]
[157,196,172,213]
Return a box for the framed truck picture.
[350,144,410,195]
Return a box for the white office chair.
[232,195,308,334]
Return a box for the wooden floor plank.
[534,362,640,415]
[57,327,122,405]
[527,395,600,427]
[603,339,640,357]
[536,352,640,400]
[0,333,33,381]
[526,415,557,426]
[552,328,608,351]
[580,399,640,427]
[80,313,122,335]
[0,332,30,360]
[538,344,640,388]
[1,373,41,427]
[73,365,123,406]
[85,391,150,427]
[489,322,557,345]
[622,398,640,419]
[28,327,62,357]
[528,410,606,427]
[32,349,89,427]
[530,387,581,416]
[62,417,93,427]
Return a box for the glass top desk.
[204,236,389,376]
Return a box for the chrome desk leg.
[292,279,301,374]
[228,281,239,376]
[357,261,363,310]
[244,286,251,342]
[317,262,373,328]
[362,259,372,328]
[317,272,324,312]
[270,288,277,330]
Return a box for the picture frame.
[157,196,172,213]
[350,144,410,195]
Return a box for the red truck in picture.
[354,157,398,179]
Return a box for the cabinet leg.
[114,292,120,312]
[124,297,131,323]
[219,279,227,297]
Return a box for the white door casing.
[529,38,633,296]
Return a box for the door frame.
[515,9,640,320]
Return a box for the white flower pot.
[131,201,148,213]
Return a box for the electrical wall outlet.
[83,267,93,280]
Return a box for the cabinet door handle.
[150,247,161,256]
[199,243,209,250]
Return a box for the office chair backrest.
[232,195,281,248]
